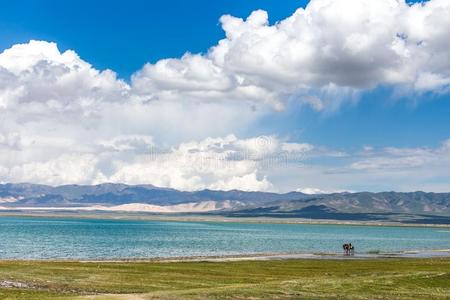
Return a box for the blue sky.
[0,0,449,192]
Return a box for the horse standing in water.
[342,243,355,255]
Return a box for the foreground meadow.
[0,258,449,299]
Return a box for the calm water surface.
[0,216,449,259]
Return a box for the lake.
[0,216,449,259]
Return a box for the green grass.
[0,258,449,299]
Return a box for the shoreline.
[1,249,450,263]
[1,211,450,228]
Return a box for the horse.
[342,243,355,255]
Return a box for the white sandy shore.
[96,249,450,263]
[2,249,446,263]
[0,201,232,213]
[184,250,450,262]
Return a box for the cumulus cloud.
[0,40,129,114]
[109,134,308,191]
[0,134,312,191]
[133,0,450,110]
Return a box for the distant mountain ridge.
[1,183,449,224]
[0,183,310,207]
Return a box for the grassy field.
[0,258,449,299]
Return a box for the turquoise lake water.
[0,216,449,259]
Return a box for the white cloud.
[132,53,282,110]
[350,142,450,171]
[107,134,311,191]
[131,0,450,111]
[0,132,312,191]
[98,135,154,153]
[8,154,101,186]
[414,72,450,91]
[0,40,129,113]
[278,141,450,193]
[296,187,350,195]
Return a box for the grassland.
[1,213,448,299]
[0,258,449,299]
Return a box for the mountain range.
[1,183,449,224]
